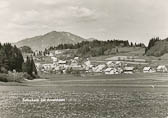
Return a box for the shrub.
[0,74,8,82]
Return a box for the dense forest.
[0,43,37,77]
[145,37,160,53]
[0,43,24,72]
[48,40,145,57]
[145,37,168,57]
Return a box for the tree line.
[48,40,145,57]
[49,40,130,50]
[0,43,37,77]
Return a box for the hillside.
[146,38,168,57]
[15,31,86,51]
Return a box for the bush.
[0,71,40,83]
[0,74,8,82]
[0,67,8,74]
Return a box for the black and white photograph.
[0,0,168,117]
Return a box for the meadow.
[1,73,168,118]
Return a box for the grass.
[1,73,168,117]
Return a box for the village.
[34,50,168,75]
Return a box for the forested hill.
[48,40,145,57]
[145,37,168,57]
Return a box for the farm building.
[51,57,58,63]
[106,61,115,67]
[157,65,168,73]
[104,67,123,75]
[104,68,115,74]
[93,64,106,73]
[123,67,135,74]
[143,67,153,73]
[58,60,67,64]
[83,60,93,71]
[42,64,54,71]
[117,67,123,74]
[74,57,79,60]
[55,50,62,55]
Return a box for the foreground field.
[1,73,168,118]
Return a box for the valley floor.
[1,73,168,118]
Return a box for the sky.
[0,0,168,45]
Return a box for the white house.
[115,61,122,67]
[74,57,79,60]
[93,64,106,72]
[143,67,153,73]
[58,60,67,65]
[123,67,135,74]
[51,57,58,62]
[55,50,62,55]
[42,64,53,71]
[104,68,117,74]
[157,65,168,73]
[104,68,113,74]
[84,60,93,71]
[117,67,123,74]
[106,61,115,67]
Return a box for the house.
[42,64,54,71]
[74,57,79,60]
[123,67,135,74]
[84,60,93,71]
[58,60,67,65]
[143,67,154,73]
[49,52,54,57]
[117,67,123,74]
[93,64,106,73]
[104,68,116,74]
[157,65,168,73]
[55,50,62,55]
[104,68,112,74]
[106,61,115,67]
[51,57,58,62]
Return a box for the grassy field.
[1,73,168,118]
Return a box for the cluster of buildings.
[35,54,168,75]
[35,56,84,74]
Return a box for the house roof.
[104,68,113,72]
[157,65,167,70]
[143,67,151,71]
[124,67,134,71]
[58,60,66,64]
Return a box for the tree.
[30,56,38,75]
[20,46,33,53]
[22,56,38,76]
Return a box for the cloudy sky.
[0,0,168,45]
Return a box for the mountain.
[15,31,86,51]
[145,37,168,57]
